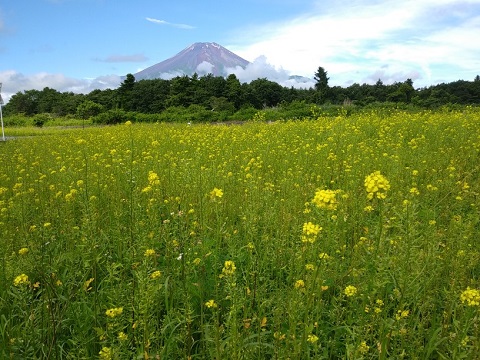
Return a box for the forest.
[3,69,480,124]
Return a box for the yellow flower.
[312,189,340,210]
[358,341,370,354]
[144,249,156,257]
[344,285,357,297]
[319,252,330,260]
[307,334,319,343]
[460,287,480,306]
[118,331,128,341]
[99,346,112,360]
[301,222,322,243]
[125,120,132,126]
[305,263,315,271]
[105,307,123,318]
[205,299,218,308]
[364,171,390,200]
[409,187,420,196]
[142,185,152,193]
[18,247,29,255]
[147,171,160,186]
[83,277,94,292]
[395,309,410,320]
[294,279,305,289]
[210,187,223,200]
[302,221,322,236]
[150,270,161,279]
[222,260,236,276]
[13,274,30,287]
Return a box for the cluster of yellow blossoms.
[205,299,218,309]
[144,248,156,257]
[13,274,30,287]
[105,307,123,318]
[150,270,161,279]
[344,285,357,297]
[142,171,160,193]
[99,346,112,360]
[301,222,322,243]
[18,247,29,255]
[209,187,224,200]
[311,189,340,210]
[364,171,390,200]
[221,260,236,276]
[460,287,480,306]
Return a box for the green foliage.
[2,114,28,126]
[32,113,51,127]
[4,70,480,124]
[92,109,129,125]
[314,66,330,103]
[76,100,104,119]
[251,110,266,122]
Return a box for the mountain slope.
[134,42,250,80]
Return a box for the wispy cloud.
[230,0,480,87]
[93,54,148,63]
[146,17,195,29]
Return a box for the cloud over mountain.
[133,42,315,89]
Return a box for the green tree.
[166,75,196,107]
[225,74,243,109]
[117,73,136,110]
[129,79,170,113]
[76,100,104,119]
[314,66,330,103]
[248,78,284,108]
[4,90,40,115]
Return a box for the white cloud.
[146,17,195,30]
[0,70,121,103]
[226,56,315,89]
[196,61,214,74]
[156,71,185,80]
[230,0,480,87]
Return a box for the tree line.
[4,68,480,123]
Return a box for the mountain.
[134,42,250,80]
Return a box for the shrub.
[92,109,129,125]
[32,113,51,127]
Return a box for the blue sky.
[1,0,480,102]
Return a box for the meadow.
[1,108,479,359]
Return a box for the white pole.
[0,83,4,141]
[0,103,4,141]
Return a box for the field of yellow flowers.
[1,108,480,359]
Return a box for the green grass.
[1,108,479,359]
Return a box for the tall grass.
[1,108,479,359]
